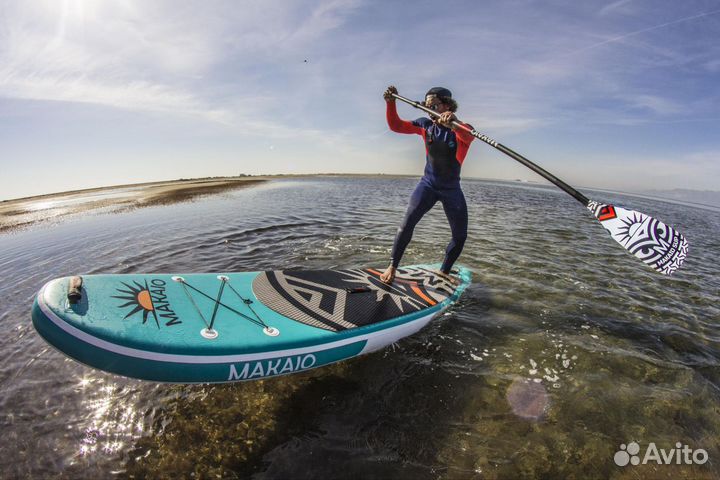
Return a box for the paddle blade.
[587,201,689,275]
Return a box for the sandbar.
[0,177,267,233]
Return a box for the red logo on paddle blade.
[598,205,617,221]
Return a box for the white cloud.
[280,0,362,47]
[0,1,224,118]
[598,0,638,17]
[618,94,684,115]
[0,1,363,124]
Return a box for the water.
[0,177,718,479]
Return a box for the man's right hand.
[383,85,398,102]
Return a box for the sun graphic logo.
[112,279,181,328]
[113,280,160,327]
[614,442,641,466]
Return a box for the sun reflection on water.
[72,376,144,462]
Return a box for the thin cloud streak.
[565,8,720,57]
[599,0,637,17]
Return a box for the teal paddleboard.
[32,265,471,383]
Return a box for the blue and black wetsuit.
[386,100,475,273]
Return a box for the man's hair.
[440,97,458,113]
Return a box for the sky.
[1,0,719,201]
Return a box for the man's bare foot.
[380,266,396,284]
[434,270,460,286]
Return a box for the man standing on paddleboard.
[380,85,475,284]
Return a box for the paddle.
[391,92,689,275]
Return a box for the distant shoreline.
[0,174,433,233]
[0,173,419,204]
[0,176,270,233]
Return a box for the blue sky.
[1,0,719,201]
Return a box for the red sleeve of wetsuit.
[386,101,423,135]
[453,122,475,145]
[454,122,475,165]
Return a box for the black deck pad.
[252,267,457,332]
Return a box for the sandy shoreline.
[0,173,427,233]
[0,177,268,233]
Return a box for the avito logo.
[614,441,708,466]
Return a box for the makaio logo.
[614,441,709,466]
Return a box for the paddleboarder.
[386,89,687,276]
[380,85,475,284]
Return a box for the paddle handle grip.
[68,276,83,304]
[390,93,590,206]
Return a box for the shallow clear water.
[0,177,718,479]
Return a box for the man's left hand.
[436,112,457,128]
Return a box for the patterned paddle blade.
[587,201,689,275]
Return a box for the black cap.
[425,87,452,98]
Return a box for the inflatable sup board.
[32,265,471,383]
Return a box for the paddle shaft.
[391,93,590,206]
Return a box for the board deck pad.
[253,267,457,332]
